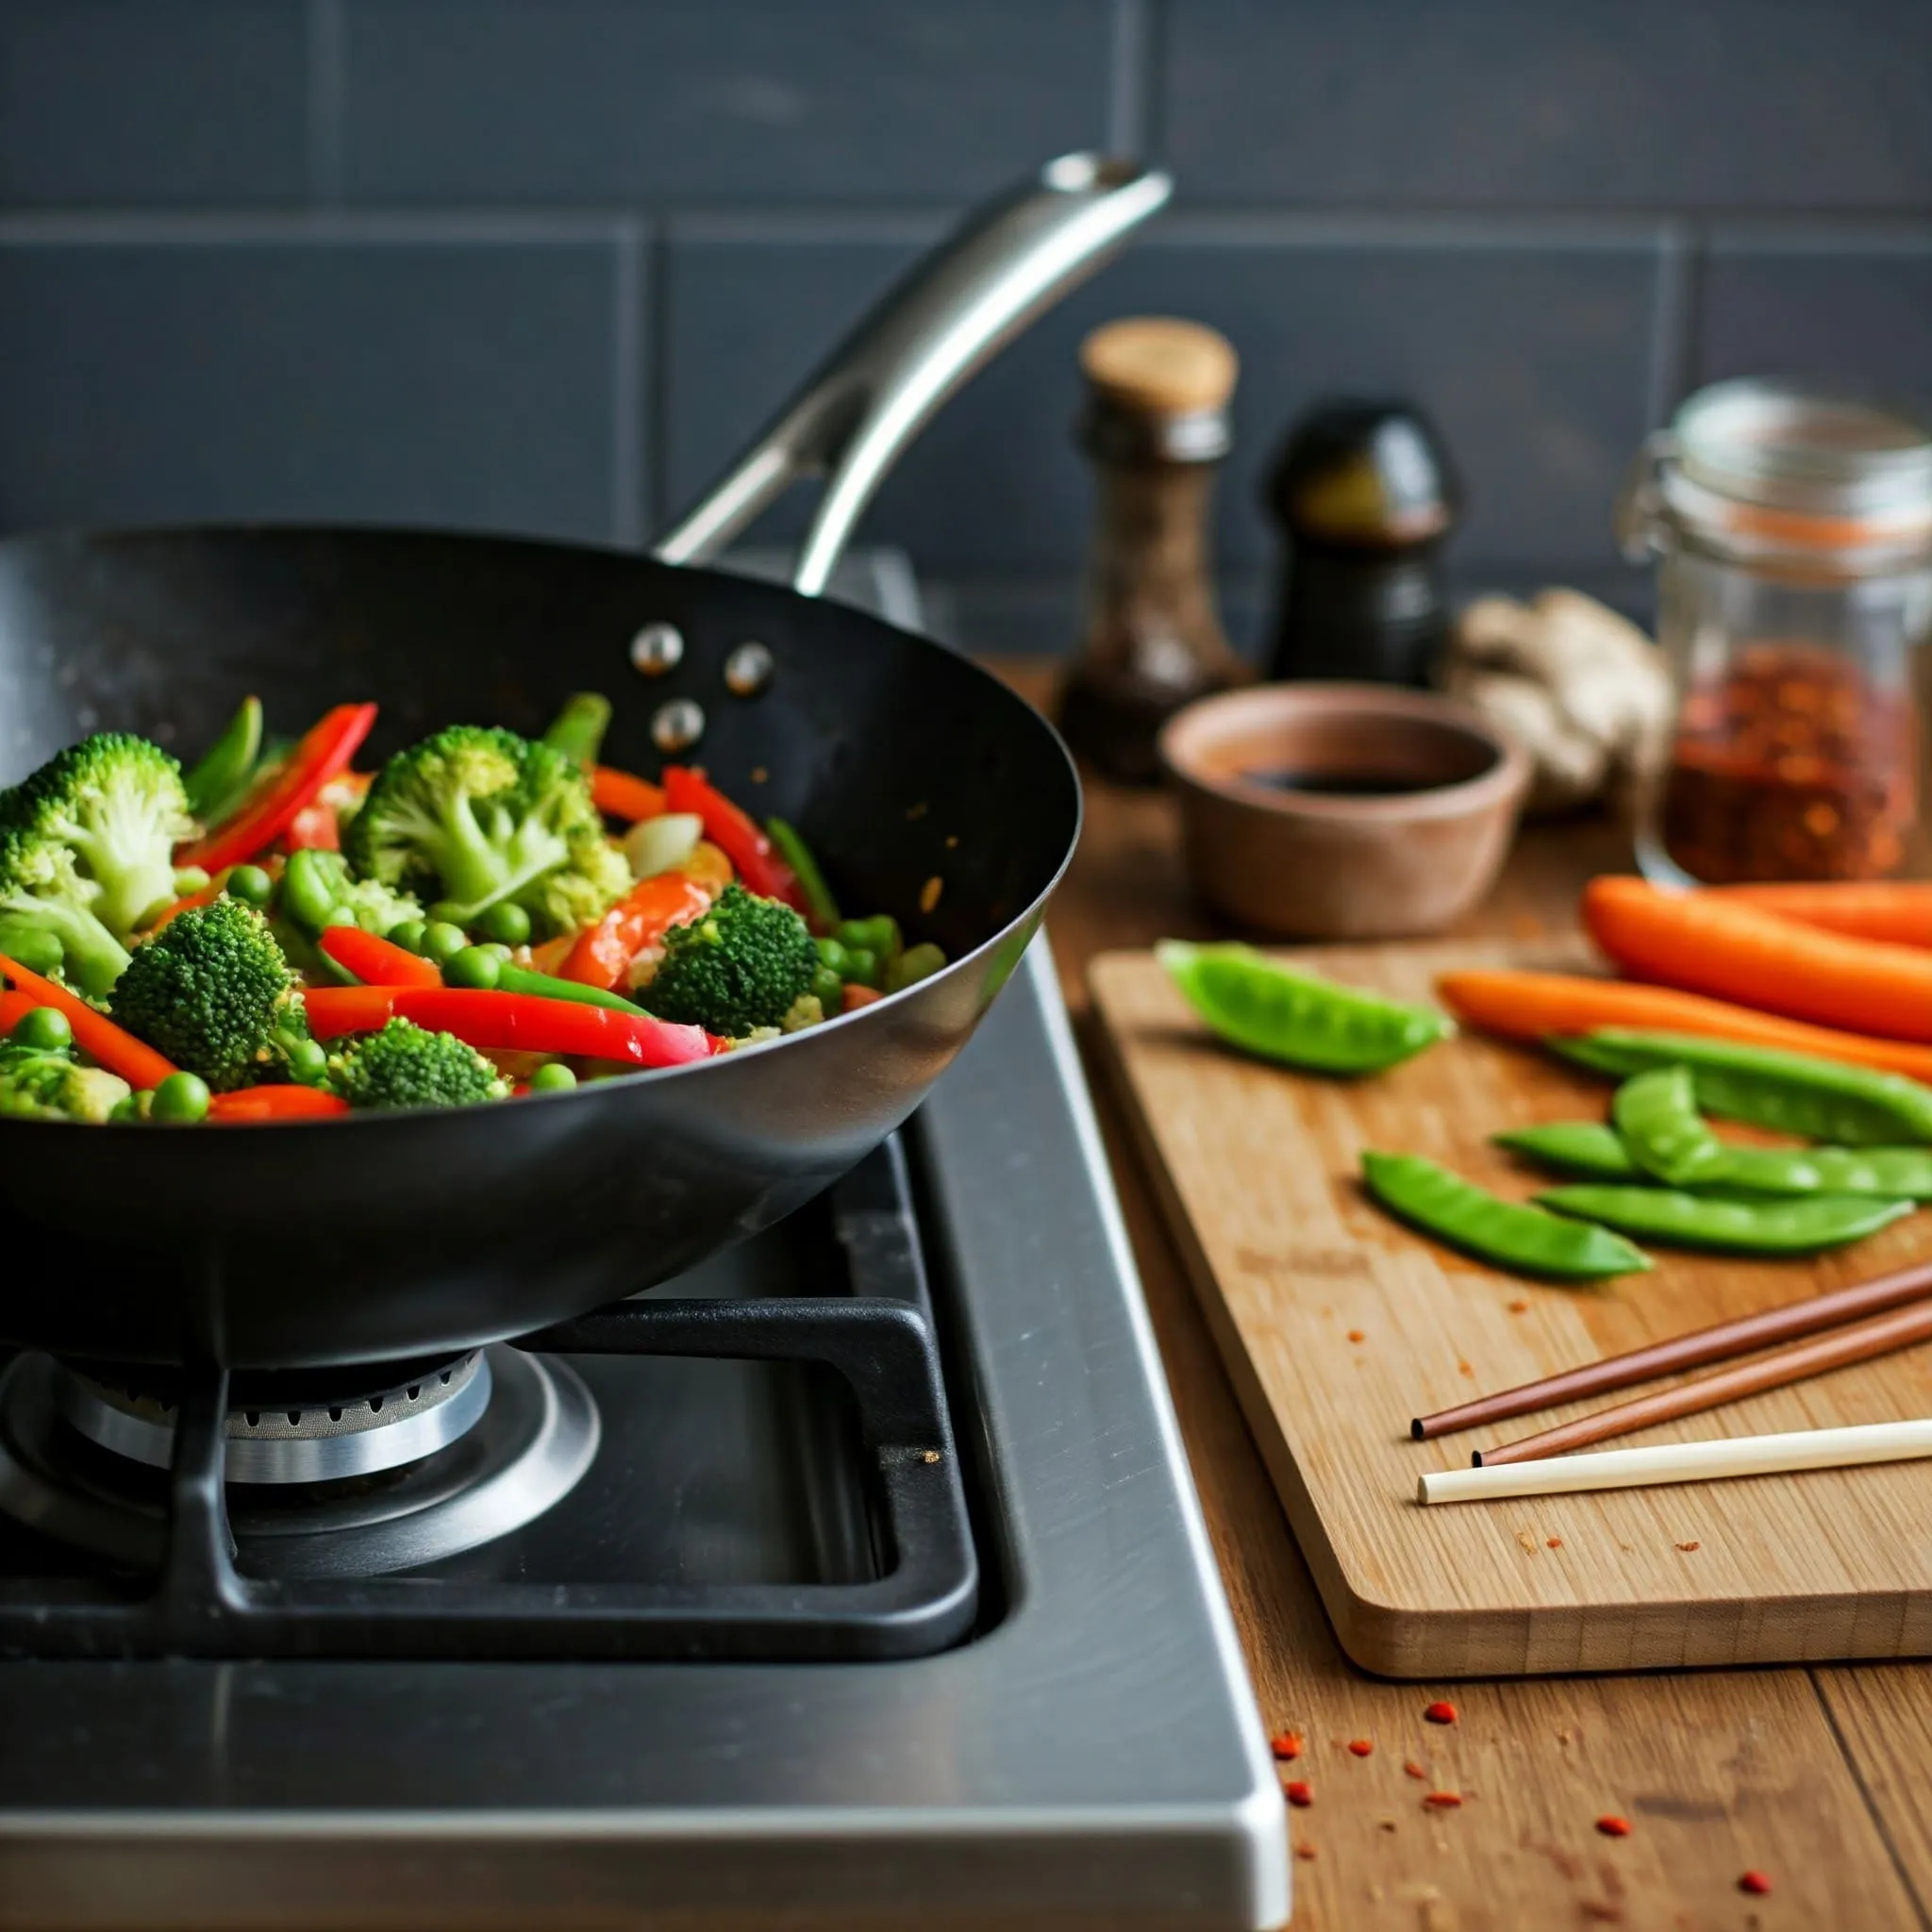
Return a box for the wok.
[0,154,1171,1370]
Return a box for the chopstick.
[1419,1418,1932,1506]
[1412,1257,1932,1441]
[1475,1298,1932,1465]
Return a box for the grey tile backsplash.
[0,0,1925,653]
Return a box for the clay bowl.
[1158,683,1530,940]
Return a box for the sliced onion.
[623,811,703,881]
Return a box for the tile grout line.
[304,0,346,209]
[1808,1666,1932,1931]
[610,220,646,549]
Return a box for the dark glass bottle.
[1058,318,1245,784]
[1264,400,1460,688]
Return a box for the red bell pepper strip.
[660,766,806,911]
[318,924,444,990]
[284,801,340,851]
[0,952,178,1089]
[558,871,715,991]
[179,702,377,874]
[208,1086,351,1123]
[304,986,717,1068]
[591,765,667,823]
[0,991,37,1037]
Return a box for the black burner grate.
[0,1139,978,1662]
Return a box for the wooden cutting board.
[1090,939,1932,1677]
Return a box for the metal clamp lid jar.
[1619,379,1932,887]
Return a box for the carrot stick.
[0,991,37,1038]
[0,951,178,1088]
[1707,881,1932,950]
[148,875,226,931]
[1437,969,1932,1083]
[591,766,667,823]
[1584,874,1932,1043]
[208,1086,350,1122]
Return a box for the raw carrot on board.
[1707,880,1932,951]
[1435,968,1932,1084]
[1583,874,1932,1045]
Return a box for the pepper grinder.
[1058,318,1245,784]
[1264,399,1461,687]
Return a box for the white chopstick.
[1418,1417,1932,1506]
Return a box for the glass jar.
[1620,379,1932,886]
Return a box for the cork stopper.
[1080,318,1239,418]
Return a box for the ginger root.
[1441,589,1671,816]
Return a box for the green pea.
[172,866,211,896]
[428,900,470,930]
[1492,1122,1640,1180]
[841,945,881,990]
[1552,1030,1932,1147]
[1364,1152,1652,1282]
[1539,1184,1912,1257]
[225,863,274,908]
[1612,1066,1725,1185]
[11,1005,73,1053]
[528,1061,578,1093]
[477,941,514,963]
[886,941,947,992]
[281,848,341,933]
[1161,941,1453,1077]
[386,918,427,955]
[285,1039,331,1087]
[445,945,504,991]
[815,937,852,976]
[150,1072,211,1124]
[420,922,470,968]
[477,900,531,946]
[837,914,900,960]
[809,964,844,1009]
[322,903,358,927]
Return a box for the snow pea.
[1362,1151,1652,1282]
[1492,1121,1640,1179]
[1551,1030,1932,1147]
[1705,1142,1932,1201]
[766,819,841,933]
[1538,1184,1912,1256]
[182,695,263,821]
[1612,1066,1724,1185]
[1161,941,1452,1076]
[540,691,612,770]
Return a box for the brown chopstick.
[1474,1298,1932,1466]
[1411,1257,1932,1441]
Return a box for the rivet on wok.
[652,697,706,754]
[724,640,774,697]
[630,621,684,676]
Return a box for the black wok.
[0,155,1172,1370]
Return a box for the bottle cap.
[1266,400,1458,546]
[1081,318,1239,416]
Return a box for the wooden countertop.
[994,662,1932,1931]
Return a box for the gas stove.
[0,555,1286,1928]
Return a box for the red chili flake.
[1547,1537,1564,1549]
[1424,1790,1462,1809]
[1295,1843,1319,1861]
[1269,1731,1303,1760]
[1403,1759,1427,1779]
[1346,1328,1366,1343]
[1675,1540,1701,1552]
[1507,1298,1530,1313]
[1595,1814,1632,1838]
[1347,1739,1374,1757]
[1284,1780,1313,1807]
[1739,1870,1773,1895]
[1424,1700,1457,1724]
[1457,1359,1474,1375]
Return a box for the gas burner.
[0,1345,598,1579]
[53,1350,493,1484]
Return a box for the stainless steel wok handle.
[652,152,1174,596]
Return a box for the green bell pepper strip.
[1538,1184,1912,1256]
[182,695,264,820]
[1362,1151,1652,1282]
[1162,941,1453,1075]
[1491,1121,1641,1180]
[540,691,613,770]
[491,960,650,1016]
[1612,1066,1726,1185]
[766,819,841,933]
[1551,1029,1932,1147]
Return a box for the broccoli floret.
[328,1017,509,1111]
[109,896,302,1091]
[639,884,818,1038]
[0,1037,130,1122]
[0,824,132,996]
[343,724,627,939]
[2,733,193,940]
